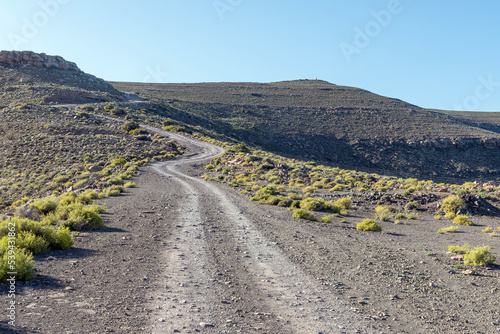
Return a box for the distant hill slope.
[112,80,500,182]
[0,51,125,105]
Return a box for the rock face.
[0,50,81,72]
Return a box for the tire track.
[145,127,375,333]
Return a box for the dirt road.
[143,127,374,333]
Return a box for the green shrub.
[300,197,325,211]
[277,198,293,207]
[407,212,419,220]
[129,128,147,135]
[9,197,29,209]
[0,248,35,282]
[111,157,127,166]
[374,205,394,221]
[162,118,175,126]
[329,184,345,192]
[163,125,190,133]
[463,245,496,266]
[453,215,474,226]
[76,111,90,118]
[250,185,277,201]
[448,244,470,254]
[58,192,76,206]
[438,226,458,234]
[259,195,281,205]
[110,107,125,116]
[63,205,105,230]
[16,231,49,255]
[445,212,456,219]
[121,121,139,133]
[333,197,353,210]
[77,190,98,204]
[356,219,382,232]
[292,209,317,221]
[482,226,493,233]
[441,195,465,214]
[230,144,249,152]
[405,200,419,211]
[54,226,74,250]
[321,215,334,223]
[302,186,317,194]
[31,196,58,215]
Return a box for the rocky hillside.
[112,80,500,182]
[0,51,125,105]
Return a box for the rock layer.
[0,50,80,72]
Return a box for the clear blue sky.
[1,0,499,111]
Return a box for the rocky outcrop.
[0,50,81,72]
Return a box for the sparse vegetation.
[463,246,496,267]
[438,226,459,234]
[441,195,465,215]
[483,226,493,233]
[356,219,382,232]
[448,244,470,254]
[453,215,474,226]
[292,209,317,221]
[374,205,394,221]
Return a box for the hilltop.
[0,51,125,105]
[112,80,500,182]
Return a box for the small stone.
[200,322,215,328]
[158,318,165,322]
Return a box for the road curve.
[139,124,374,333]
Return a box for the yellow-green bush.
[356,219,382,232]
[440,195,465,214]
[437,226,458,234]
[15,231,49,255]
[31,196,58,215]
[333,197,353,210]
[0,217,77,281]
[356,218,382,232]
[445,211,456,219]
[374,205,394,221]
[453,215,474,226]
[300,197,326,211]
[0,249,35,282]
[62,205,105,231]
[250,185,277,202]
[55,226,74,250]
[463,246,496,266]
[292,209,318,221]
[321,215,335,223]
[302,186,317,194]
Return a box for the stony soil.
[1,127,499,334]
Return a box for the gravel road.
[144,127,375,333]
